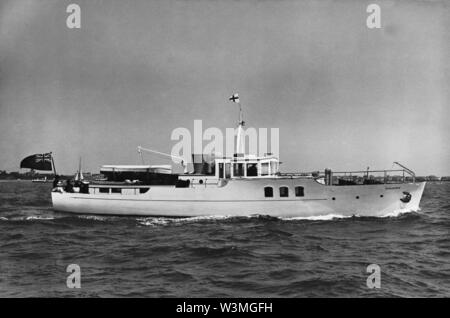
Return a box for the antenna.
[137,146,145,164]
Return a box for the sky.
[0,0,449,176]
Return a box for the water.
[0,181,448,297]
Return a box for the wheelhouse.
[214,154,279,179]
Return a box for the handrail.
[332,169,404,174]
[280,169,408,176]
[393,162,416,183]
[279,166,417,184]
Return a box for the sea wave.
[0,215,56,221]
[281,214,353,221]
[25,216,55,221]
[0,209,422,225]
[0,181,448,297]
[76,215,113,222]
[137,215,233,226]
[119,211,425,226]
[279,209,422,221]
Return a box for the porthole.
[279,186,289,197]
[295,186,305,197]
[199,180,204,184]
[380,194,384,198]
[356,196,359,199]
[332,197,336,200]
[264,186,273,198]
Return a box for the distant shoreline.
[0,179,34,182]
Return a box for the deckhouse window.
[279,186,289,197]
[264,186,273,197]
[99,188,110,194]
[218,163,224,178]
[295,186,305,197]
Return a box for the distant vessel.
[32,176,53,183]
[52,97,426,218]
[74,157,84,182]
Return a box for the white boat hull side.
[51,179,426,218]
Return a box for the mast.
[236,102,245,155]
[138,147,145,164]
[50,152,57,176]
[229,93,245,155]
[79,157,81,179]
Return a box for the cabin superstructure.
[213,154,279,179]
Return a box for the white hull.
[52,179,426,218]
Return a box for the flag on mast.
[229,93,239,103]
[20,153,53,171]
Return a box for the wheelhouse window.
[279,186,289,197]
[246,163,258,177]
[295,186,304,197]
[261,162,269,176]
[270,161,278,175]
[264,186,273,197]
[111,188,121,194]
[233,163,244,177]
[225,163,231,178]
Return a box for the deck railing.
[329,169,415,184]
[279,165,416,185]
